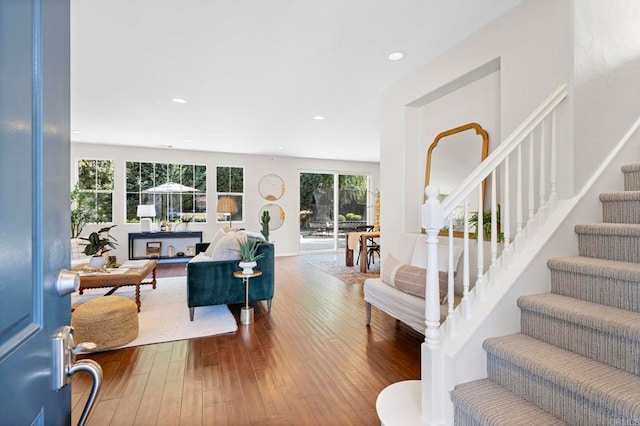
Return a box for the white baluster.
[502,156,512,266]
[528,132,536,234]
[446,218,456,338]
[539,119,547,223]
[462,198,471,304]
[516,143,524,252]
[475,186,484,302]
[490,170,498,283]
[549,109,558,209]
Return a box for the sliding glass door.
[299,172,369,252]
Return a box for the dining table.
[345,231,380,273]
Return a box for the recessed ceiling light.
[388,52,405,61]
[184,139,192,143]
[353,151,361,155]
[276,146,284,150]
[312,116,325,120]
[171,97,187,104]
[71,130,81,134]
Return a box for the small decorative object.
[260,210,270,241]
[181,214,194,230]
[79,225,118,268]
[167,245,175,257]
[186,245,195,256]
[176,251,185,257]
[145,241,162,257]
[236,237,264,275]
[160,220,168,232]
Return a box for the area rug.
[307,259,380,285]
[71,277,237,350]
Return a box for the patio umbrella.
[143,182,199,193]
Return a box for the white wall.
[71,142,379,260]
[380,0,572,264]
[572,0,640,188]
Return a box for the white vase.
[238,261,257,275]
[89,256,106,269]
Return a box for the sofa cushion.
[381,254,449,304]
[204,229,228,257]
[211,232,242,261]
[189,253,213,263]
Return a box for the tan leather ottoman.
[72,296,139,351]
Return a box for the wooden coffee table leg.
[135,282,141,312]
[152,265,157,289]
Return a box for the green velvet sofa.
[186,240,275,321]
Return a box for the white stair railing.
[421,84,568,423]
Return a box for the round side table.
[233,270,262,324]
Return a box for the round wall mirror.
[259,174,285,201]
[259,204,285,230]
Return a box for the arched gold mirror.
[424,122,489,236]
[259,174,285,201]
[259,203,285,230]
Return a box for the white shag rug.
[72,276,238,350]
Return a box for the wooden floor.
[73,254,422,425]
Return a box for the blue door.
[0,0,72,423]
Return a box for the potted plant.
[260,210,270,241]
[79,225,118,269]
[469,204,504,242]
[236,237,264,274]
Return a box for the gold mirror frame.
[424,122,489,237]
[258,174,285,201]
[259,203,285,230]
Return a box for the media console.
[128,231,203,263]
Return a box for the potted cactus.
[260,210,270,241]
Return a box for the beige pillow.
[211,232,242,261]
[204,229,228,257]
[381,255,449,304]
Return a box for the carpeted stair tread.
[622,164,640,191]
[452,379,568,425]
[484,333,640,420]
[548,256,640,281]
[518,293,640,339]
[600,191,640,201]
[576,223,640,262]
[575,222,640,236]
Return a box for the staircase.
[451,164,640,425]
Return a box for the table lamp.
[137,204,156,232]
[217,196,238,228]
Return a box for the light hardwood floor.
[72,254,422,425]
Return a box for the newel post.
[422,185,444,344]
[421,185,446,424]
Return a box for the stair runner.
[451,164,640,425]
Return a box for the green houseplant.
[236,237,264,274]
[469,204,504,242]
[70,185,105,238]
[79,225,118,268]
[260,210,270,241]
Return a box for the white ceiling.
[70,0,522,163]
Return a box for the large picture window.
[126,162,206,223]
[216,166,244,224]
[77,159,114,222]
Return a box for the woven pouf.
[72,296,139,351]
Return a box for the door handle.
[53,326,103,426]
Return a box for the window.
[216,166,244,224]
[77,159,114,222]
[126,162,206,223]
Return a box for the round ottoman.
[72,296,139,351]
